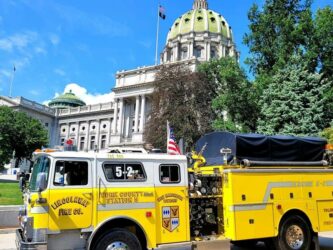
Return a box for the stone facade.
[0,0,237,151]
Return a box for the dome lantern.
[193,0,208,10]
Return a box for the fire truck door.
[48,159,93,231]
[155,163,189,244]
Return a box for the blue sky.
[0,0,332,105]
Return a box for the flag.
[159,5,166,20]
[167,121,181,155]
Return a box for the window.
[160,165,180,183]
[82,126,85,131]
[210,17,216,23]
[197,16,203,22]
[53,160,88,186]
[62,128,66,133]
[29,157,50,192]
[211,47,217,59]
[194,46,202,58]
[92,125,96,130]
[102,124,107,129]
[103,163,146,182]
[72,127,75,132]
[90,136,96,150]
[181,47,188,59]
[101,135,107,149]
[45,123,49,127]
[60,138,65,146]
[80,137,85,151]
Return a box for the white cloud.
[0,31,38,52]
[29,90,39,96]
[54,68,66,76]
[11,57,30,70]
[44,83,114,106]
[49,34,60,46]
[35,46,47,54]
[53,3,130,37]
[139,40,152,49]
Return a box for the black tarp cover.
[195,132,327,166]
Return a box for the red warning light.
[66,139,73,145]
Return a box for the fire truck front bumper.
[16,229,47,250]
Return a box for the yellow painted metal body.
[223,168,333,241]
[25,151,333,248]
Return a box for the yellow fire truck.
[16,132,333,250]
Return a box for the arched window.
[181,47,188,59]
[210,47,218,59]
[194,46,203,58]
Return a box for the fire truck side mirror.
[19,177,25,192]
[36,173,47,192]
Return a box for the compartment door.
[155,163,189,244]
[48,159,93,231]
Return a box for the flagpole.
[154,1,161,65]
[9,65,15,97]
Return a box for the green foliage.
[257,53,328,136]
[199,57,260,132]
[144,64,215,150]
[0,106,48,170]
[243,0,313,76]
[321,126,333,144]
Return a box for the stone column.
[86,121,90,151]
[66,123,70,140]
[139,95,146,132]
[206,42,211,61]
[75,122,80,147]
[95,119,101,150]
[134,96,140,133]
[108,118,112,146]
[118,98,124,136]
[112,99,118,134]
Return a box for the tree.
[0,106,48,170]
[321,124,333,144]
[243,0,313,76]
[199,57,260,132]
[144,64,215,150]
[257,53,328,136]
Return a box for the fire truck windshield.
[29,156,50,192]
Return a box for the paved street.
[1,231,333,250]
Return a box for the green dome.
[167,8,232,41]
[49,90,86,109]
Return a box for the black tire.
[277,215,312,250]
[231,239,258,248]
[93,228,142,250]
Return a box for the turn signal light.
[146,211,152,218]
[326,144,333,150]
[277,204,282,210]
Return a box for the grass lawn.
[0,182,23,205]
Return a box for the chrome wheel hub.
[106,241,129,250]
[285,225,304,249]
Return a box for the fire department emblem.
[162,206,179,232]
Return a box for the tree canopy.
[0,106,48,170]
[257,53,328,136]
[144,64,215,150]
[198,57,259,132]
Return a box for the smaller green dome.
[49,90,86,109]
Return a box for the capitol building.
[0,0,237,151]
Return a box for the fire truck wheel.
[94,228,142,250]
[278,215,312,250]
